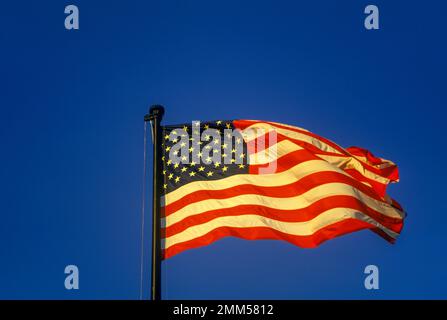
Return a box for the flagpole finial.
[144,105,165,122]
[149,104,165,119]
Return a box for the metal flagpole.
[144,105,164,300]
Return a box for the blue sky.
[1,0,446,299]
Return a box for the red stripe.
[236,120,399,182]
[248,133,397,182]
[391,199,404,211]
[247,138,392,198]
[246,131,339,156]
[164,162,392,217]
[249,148,319,173]
[163,218,391,259]
[343,169,387,198]
[164,195,403,238]
[347,146,391,166]
[371,227,399,244]
[163,150,319,216]
[235,119,349,156]
[346,146,399,181]
[164,171,392,220]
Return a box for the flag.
[160,120,405,259]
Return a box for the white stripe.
[162,154,398,209]
[163,208,398,249]
[241,123,343,155]
[242,122,393,184]
[351,154,396,169]
[163,182,403,228]
[249,140,392,184]
[249,139,302,165]
[162,159,349,206]
[317,154,391,184]
[251,121,395,169]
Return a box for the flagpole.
[144,105,164,300]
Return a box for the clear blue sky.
[1,0,446,299]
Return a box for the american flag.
[160,120,405,259]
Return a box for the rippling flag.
[160,120,405,259]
